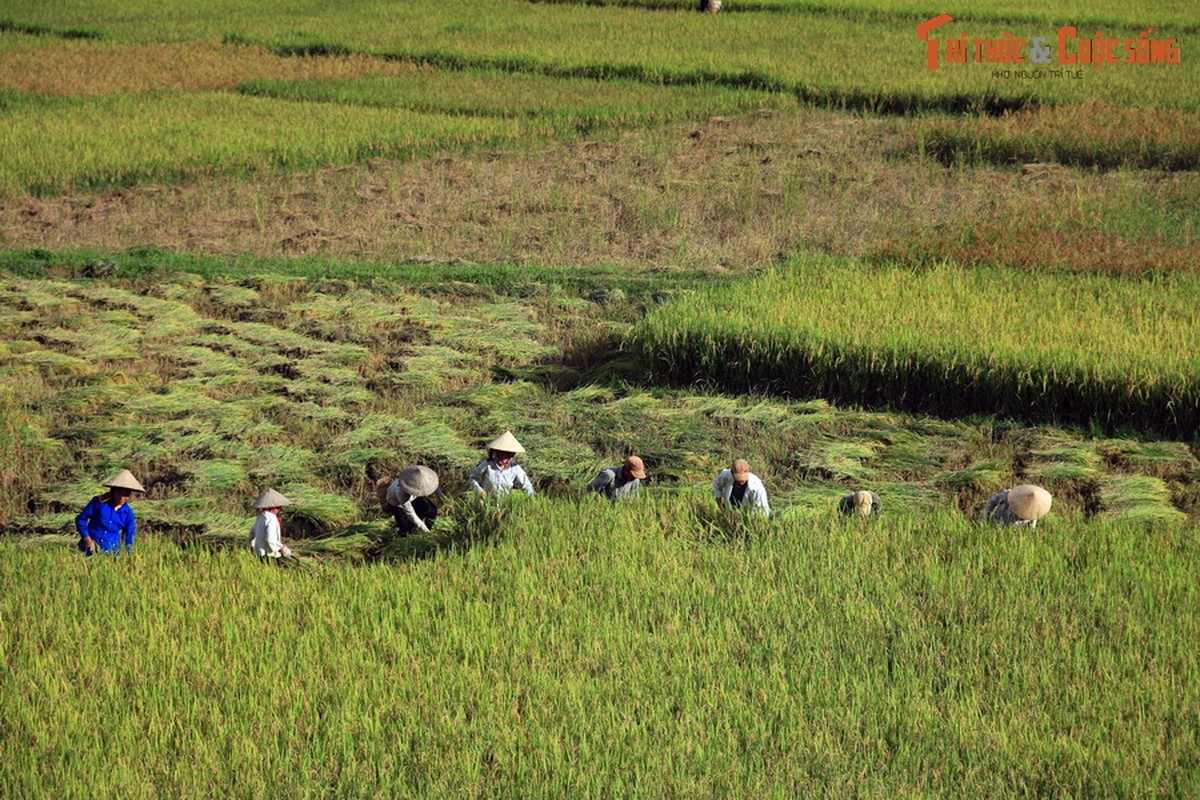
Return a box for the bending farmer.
[712,458,770,517]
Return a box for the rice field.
[533,0,1200,31]
[3,1,1195,114]
[2,0,1199,195]
[910,100,1200,171]
[0,38,415,96]
[634,254,1200,437]
[0,60,788,195]
[2,266,1196,543]
[0,91,530,196]
[237,69,789,129]
[2,0,1198,795]
[2,499,1198,798]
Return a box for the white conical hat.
[253,488,293,509]
[1008,484,1052,520]
[102,469,145,493]
[398,465,439,496]
[486,430,525,454]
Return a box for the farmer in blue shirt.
[75,469,144,554]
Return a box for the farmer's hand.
[81,536,96,554]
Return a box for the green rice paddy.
[3,504,1197,798]
[1,0,1198,795]
[633,254,1200,437]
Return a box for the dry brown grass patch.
[0,40,416,96]
[0,108,1195,275]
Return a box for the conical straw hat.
[486,430,525,454]
[1008,484,1051,520]
[102,469,145,493]
[253,488,293,509]
[398,465,439,496]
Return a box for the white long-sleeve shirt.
[469,459,535,497]
[712,469,770,517]
[386,478,430,532]
[248,510,289,557]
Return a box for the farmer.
[378,465,440,534]
[249,488,295,559]
[984,484,1052,527]
[588,455,647,501]
[839,490,882,518]
[469,431,535,498]
[75,469,144,555]
[712,458,770,517]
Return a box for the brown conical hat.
[1008,484,1052,520]
[486,430,525,454]
[102,469,145,493]
[253,488,293,509]
[398,465,439,496]
[623,455,647,480]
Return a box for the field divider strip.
[242,36,1041,116]
[0,18,103,40]
[522,0,1200,34]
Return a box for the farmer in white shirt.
[712,458,770,517]
[248,488,294,559]
[469,431,535,498]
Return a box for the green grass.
[237,69,790,130]
[0,90,524,196]
[633,253,1200,437]
[1,3,1196,794]
[0,248,732,300]
[1,2,1196,197]
[2,500,1197,797]
[531,0,1200,31]
[0,64,788,196]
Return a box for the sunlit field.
[3,502,1198,798]
[635,255,1200,437]
[1,0,1197,795]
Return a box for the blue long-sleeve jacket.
[75,496,137,552]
